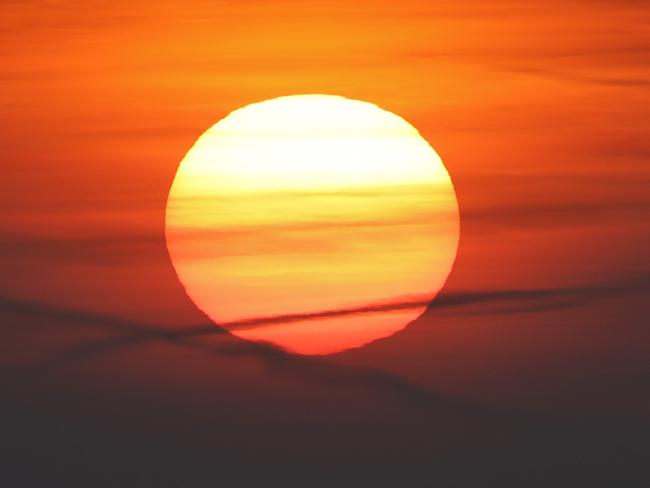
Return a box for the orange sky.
[1,3,650,485]
[1,0,649,409]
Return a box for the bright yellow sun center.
[165,94,459,355]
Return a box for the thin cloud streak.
[0,294,483,412]
[502,66,650,88]
[2,271,648,346]
[2,196,648,265]
[222,273,650,330]
[2,272,648,412]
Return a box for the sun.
[165,94,459,355]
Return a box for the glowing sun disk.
[166,94,459,355]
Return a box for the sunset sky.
[2,1,649,486]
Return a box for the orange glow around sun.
[165,94,459,354]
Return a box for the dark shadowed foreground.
[1,274,649,487]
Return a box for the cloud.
[221,272,650,330]
[0,293,474,411]
[2,190,647,266]
[500,66,650,88]
[459,199,650,234]
[2,271,645,412]
[3,271,648,358]
[0,270,645,418]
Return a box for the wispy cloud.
[2,272,647,413]
[500,66,650,88]
[2,191,647,265]
[3,271,648,356]
[0,293,481,412]
[221,272,650,329]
